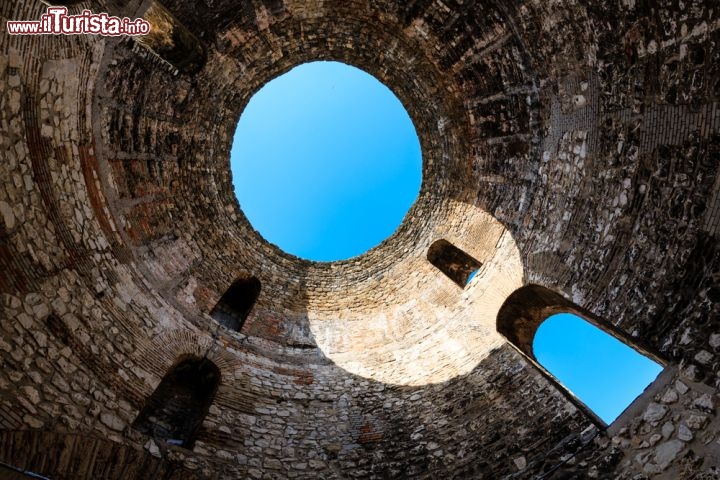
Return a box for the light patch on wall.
[308,203,524,386]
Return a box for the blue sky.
[231,61,421,262]
[231,61,662,423]
[534,313,663,423]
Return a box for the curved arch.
[210,275,261,331]
[427,239,482,288]
[496,284,577,358]
[496,284,664,363]
[133,328,242,384]
[0,430,204,479]
[496,284,666,425]
[132,356,220,448]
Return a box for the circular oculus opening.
[231,61,422,262]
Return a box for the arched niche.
[210,275,261,332]
[132,356,220,448]
[427,239,482,288]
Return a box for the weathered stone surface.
[23,415,44,429]
[677,424,694,442]
[144,438,161,457]
[661,422,676,440]
[21,386,40,405]
[650,440,685,471]
[100,412,125,432]
[694,394,715,413]
[686,414,709,430]
[660,388,679,404]
[0,201,14,229]
[0,0,718,479]
[643,403,669,423]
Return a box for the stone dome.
[0,0,719,478]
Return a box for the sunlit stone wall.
[0,0,719,478]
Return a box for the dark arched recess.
[427,239,482,288]
[210,275,261,332]
[132,356,220,448]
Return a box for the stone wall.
[0,0,719,479]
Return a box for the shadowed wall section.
[209,275,260,332]
[0,0,719,478]
[132,357,220,448]
[0,430,204,479]
[134,1,206,74]
[427,239,482,288]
